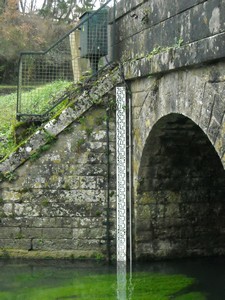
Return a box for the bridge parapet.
[113,0,225,73]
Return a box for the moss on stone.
[0,249,102,260]
[166,191,181,203]
[140,192,156,205]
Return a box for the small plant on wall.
[76,138,86,153]
[0,171,17,182]
[41,199,49,207]
[85,127,93,138]
[141,8,151,25]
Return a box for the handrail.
[19,0,112,57]
[17,0,116,121]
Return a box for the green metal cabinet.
[79,10,108,70]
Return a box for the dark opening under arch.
[135,113,225,260]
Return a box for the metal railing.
[17,0,117,121]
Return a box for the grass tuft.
[0,81,71,160]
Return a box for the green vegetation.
[0,80,71,160]
[146,37,184,60]
[20,80,71,115]
[29,140,56,161]
[15,232,25,239]
[85,127,93,138]
[175,292,206,300]
[75,138,86,152]
[96,114,107,126]
[0,268,206,300]
[0,170,17,182]
[0,248,10,259]
[41,199,50,207]
[0,90,17,159]
[141,8,152,25]
[0,85,17,95]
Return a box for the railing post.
[16,55,23,120]
[112,0,116,62]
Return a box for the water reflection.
[0,257,225,299]
[117,261,134,300]
[117,262,126,300]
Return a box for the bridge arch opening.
[135,113,225,260]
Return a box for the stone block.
[73,228,105,240]
[2,203,13,217]
[0,217,32,227]
[73,238,104,251]
[72,217,102,228]
[14,203,41,217]
[42,228,73,239]
[0,238,31,250]
[21,228,42,239]
[0,227,20,239]
[2,191,22,202]
[80,176,97,189]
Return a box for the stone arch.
[134,113,225,260]
[131,65,225,190]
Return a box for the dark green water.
[0,257,224,299]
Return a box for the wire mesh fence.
[17,0,117,121]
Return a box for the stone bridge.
[0,0,225,260]
[131,64,225,259]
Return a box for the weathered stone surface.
[114,0,225,66]
[132,63,225,259]
[0,68,121,175]
[0,0,225,261]
[0,106,116,259]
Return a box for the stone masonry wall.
[114,0,225,67]
[0,0,225,261]
[0,107,116,259]
[131,61,225,260]
[119,0,225,260]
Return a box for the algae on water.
[0,266,206,300]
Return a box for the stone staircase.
[0,65,122,176]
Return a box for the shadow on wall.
[135,113,225,260]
